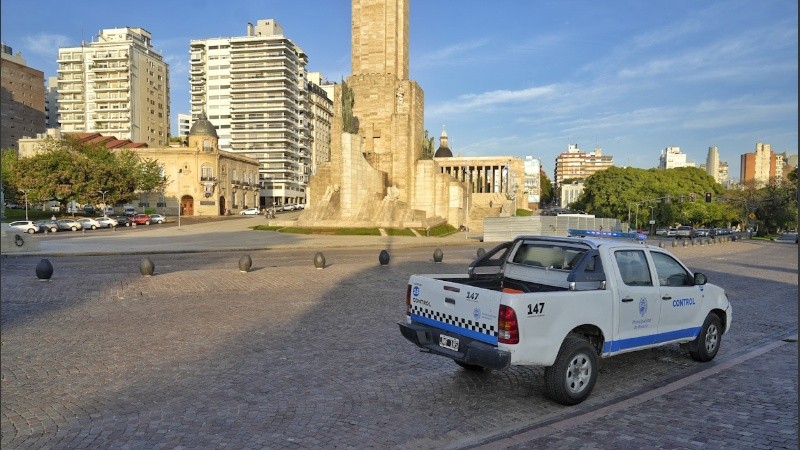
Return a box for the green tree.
[5,136,166,210]
[571,167,726,227]
[2,148,20,204]
[539,170,554,207]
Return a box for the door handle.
[621,297,633,303]
[662,296,672,301]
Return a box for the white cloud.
[427,84,559,116]
[21,33,72,57]
[413,38,490,68]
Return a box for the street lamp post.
[23,189,29,221]
[99,190,108,216]
[177,169,182,228]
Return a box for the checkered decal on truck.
[410,304,497,337]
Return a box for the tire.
[126,223,131,227]
[50,227,57,233]
[689,314,722,362]
[455,360,484,371]
[544,337,598,405]
[27,228,36,234]
[145,220,150,225]
[71,226,77,231]
[91,225,97,230]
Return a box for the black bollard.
[239,254,252,272]
[314,252,325,269]
[139,257,155,276]
[379,249,390,266]
[35,259,53,281]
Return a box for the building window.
[201,164,213,181]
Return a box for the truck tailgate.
[407,274,503,345]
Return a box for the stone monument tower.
[301,0,467,228]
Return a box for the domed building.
[111,113,259,217]
[433,127,453,158]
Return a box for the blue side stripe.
[411,314,498,345]
[603,327,701,353]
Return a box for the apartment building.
[1,45,46,150]
[189,19,330,208]
[177,113,192,140]
[306,72,333,177]
[523,156,541,207]
[554,144,613,185]
[45,76,60,129]
[701,146,729,185]
[57,27,169,146]
[740,142,782,187]
[658,146,696,169]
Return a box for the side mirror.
[694,273,707,285]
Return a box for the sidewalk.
[1,216,482,256]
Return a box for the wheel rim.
[565,352,592,394]
[704,323,719,352]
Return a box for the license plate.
[439,334,459,351]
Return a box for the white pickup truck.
[398,232,732,405]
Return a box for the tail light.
[498,305,519,344]
[405,284,412,316]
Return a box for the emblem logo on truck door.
[473,308,481,320]
[639,297,648,316]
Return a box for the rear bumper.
[398,321,511,370]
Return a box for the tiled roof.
[67,132,148,148]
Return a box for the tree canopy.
[570,167,744,229]
[2,136,166,209]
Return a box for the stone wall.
[483,216,622,242]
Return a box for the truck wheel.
[544,337,598,405]
[455,361,484,371]
[689,314,722,362]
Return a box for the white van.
[123,205,136,215]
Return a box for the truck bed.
[434,276,569,293]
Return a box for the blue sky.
[2,0,797,180]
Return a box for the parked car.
[96,216,118,228]
[35,220,58,233]
[694,228,710,237]
[676,225,694,239]
[148,214,166,224]
[78,217,101,230]
[667,228,677,237]
[84,205,95,214]
[655,227,668,236]
[56,219,83,231]
[9,220,40,234]
[115,215,133,227]
[240,208,260,215]
[282,203,298,211]
[132,214,152,225]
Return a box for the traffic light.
[690,193,696,202]
[705,192,712,203]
